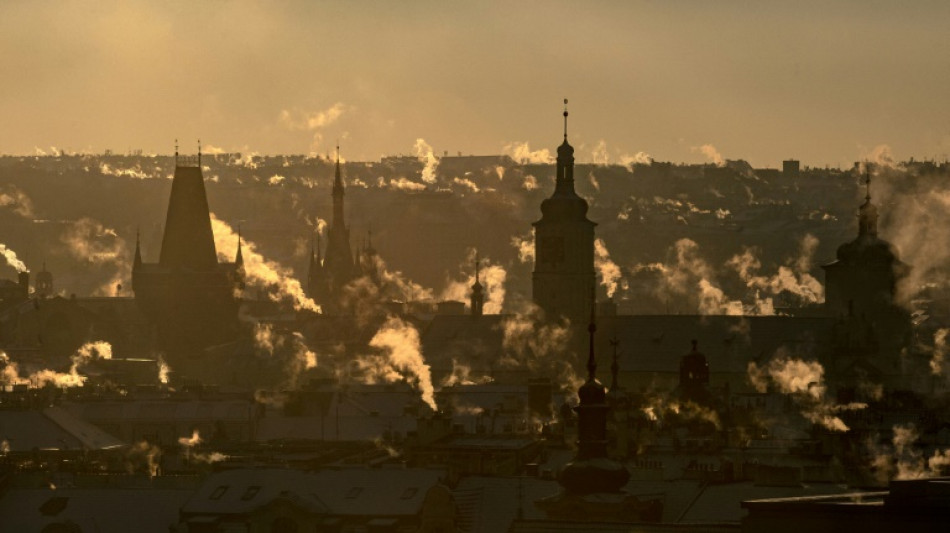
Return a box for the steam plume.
[210,214,320,313]
[366,316,436,410]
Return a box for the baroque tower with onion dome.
[532,101,597,325]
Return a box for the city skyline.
[4,1,950,167]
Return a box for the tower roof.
[158,164,219,270]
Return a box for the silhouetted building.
[308,147,358,313]
[471,252,484,317]
[0,271,29,311]
[679,339,711,404]
[132,152,243,356]
[532,103,596,325]
[782,159,800,178]
[822,171,912,388]
[34,263,53,298]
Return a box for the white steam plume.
[279,102,349,151]
[439,250,507,314]
[30,341,113,388]
[365,316,436,410]
[726,234,824,305]
[414,138,440,184]
[503,142,554,164]
[619,152,653,171]
[60,218,130,296]
[694,144,724,166]
[747,351,864,432]
[210,214,321,313]
[0,185,35,219]
[594,238,622,298]
[511,232,535,264]
[0,244,27,273]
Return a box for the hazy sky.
[4,1,950,167]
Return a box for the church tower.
[470,251,484,317]
[822,168,912,389]
[822,170,909,318]
[532,101,597,324]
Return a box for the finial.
[563,98,569,140]
[198,139,201,166]
[174,139,178,164]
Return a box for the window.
[241,486,261,501]
[209,485,228,500]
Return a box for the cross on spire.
[563,98,569,140]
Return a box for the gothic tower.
[470,251,484,317]
[132,143,243,355]
[532,101,597,324]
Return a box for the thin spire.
[133,227,142,268]
[174,139,178,165]
[198,138,201,166]
[563,98,569,140]
[235,224,243,265]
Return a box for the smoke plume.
[0,244,27,273]
[210,214,321,313]
[414,138,440,184]
[594,238,622,298]
[366,316,437,410]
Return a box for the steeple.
[235,225,243,266]
[558,285,629,494]
[858,167,878,237]
[555,98,576,195]
[470,250,484,317]
[332,144,345,226]
[133,228,142,269]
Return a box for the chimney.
[17,271,29,300]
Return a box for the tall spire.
[198,138,202,166]
[586,283,597,382]
[563,98,569,140]
[332,144,345,227]
[555,98,576,194]
[858,164,879,237]
[133,228,142,269]
[471,249,484,317]
[235,224,243,265]
[174,139,179,166]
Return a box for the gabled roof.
[181,467,445,517]
[0,406,125,452]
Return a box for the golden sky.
[4,0,949,167]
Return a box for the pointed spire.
[174,139,179,166]
[134,228,142,269]
[235,224,243,265]
[198,138,202,166]
[563,98,569,140]
[858,163,879,237]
